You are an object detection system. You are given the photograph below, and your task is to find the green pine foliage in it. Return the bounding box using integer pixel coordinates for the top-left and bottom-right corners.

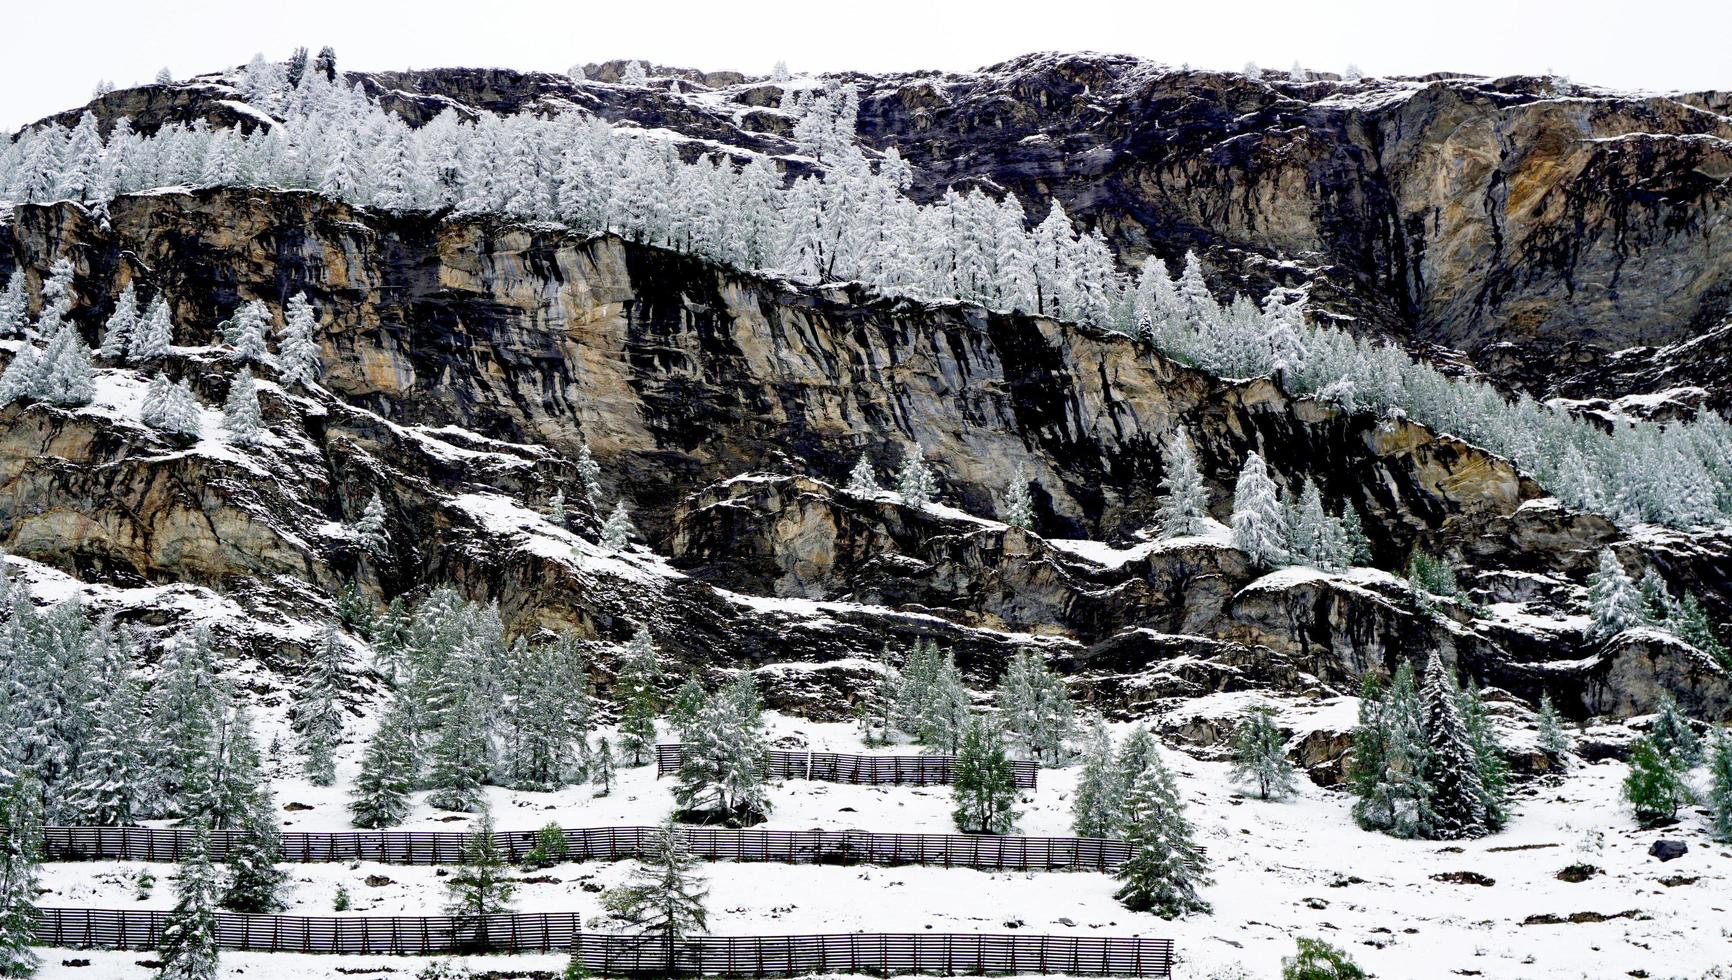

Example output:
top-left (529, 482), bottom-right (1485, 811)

top-left (950, 714), bottom-right (1019, 834)
top-left (445, 808), bottom-right (516, 923)
top-left (1281, 937), bottom-right (1368, 979)
top-left (602, 817), bottom-right (709, 946)
top-left (1648, 695), bottom-right (1703, 768)
top-left (523, 823), bottom-right (570, 870)
top-left (1347, 668), bottom-right (1431, 838)
top-left (1071, 720), bottom-right (1120, 838)
top-left (893, 640), bottom-right (970, 753)
top-left (1229, 703), bottom-right (1295, 800)
top-left (1418, 652), bottom-right (1489, 839)
top-left (1623, 735), bottom-right (1694, 825)
top-left (221, 802), bottom-right (287, 913)
top-left (1707, 732), bottom-right (1732, 843)
top-left (296, 628), bottom-right (350, 787)
top-left (591, 737), bottom-right (616, 796)
top-left (350, 696), bottom-right (416, 829)
top-left (995, 648), bottom-right (1075, 764)
top-left (156, 826), bottom-right (221, 980)
top-left (0, 776), bottom-right (42, 979)
top-left (673, 674), bottom-right (771, 825)
top-left (616, 627), bottom-right (663, 766)
top-left (1536, 694), bottom-right (1571, 762)
top-left (1456, 681), bottom-right (1511, 831)
top-left (1113, 753), bottom-right (1211, 918)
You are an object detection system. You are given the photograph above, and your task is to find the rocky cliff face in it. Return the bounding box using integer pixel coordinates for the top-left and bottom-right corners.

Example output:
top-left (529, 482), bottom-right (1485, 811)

top-left (2, 187), bottom-right (1726, 721)
top-left (34, 54), bottom-right (1732, 403)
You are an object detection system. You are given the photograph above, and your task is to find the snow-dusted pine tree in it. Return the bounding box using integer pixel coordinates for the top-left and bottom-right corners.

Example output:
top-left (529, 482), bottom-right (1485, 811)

top-left (1457, 680), bottom-right (1510, 830)
top-left (1114, 754), bottom-right (1211, 918)
top-left (278, 292), bottom-right (323, 387)
top-left (995, 648), bottom-right (1074, 763)
top-left (1002, 467), bottom-right (1036, 530)
top-left (129, 297), bottom-right (175, 362)
top-left (98, 283), bottom-right (140, 358)
top-left (673, 674), bottom-right (771, 825)
top-left (601, 501), bottom-right (636, 550)
top-left (445, 807), bottom-right (516, 925)
top-left (140, 374), bottom-right (203, 437)
top-left (156, 826), bottom-right (220, 980)
top-left (1649, 694), bottom-right (1702, 768)
top-left (591, 736), bottom-right (616, 796)
top-left (1155, 429), bottom-right (1209, 537)
top-left (295, 629), bottom-right (349, 786)
top-left (350, 696), bottom-right (416, 829)
top-left (548, 490), bottom-right (567, 528)
top-left (1348, 667), bottom-right (1431, 837)
top-left (1587, 548), bottom-right (1645, 640)
top-left (602, 816), bottom-right (709, 951)
top-left (1536, 694), bottom-right (1571, 762)
top-left (1230, 703), bottom-right (1295, 800)
top-left (1623, 735), bottom-right (1693, 825)
top-left (1418, 652), bottom-right (1488, 840)
top-left (574, 443), bottom-right (603, 505)
top-left (950, 714), bottom-right (1018, 835)
top-left (352, 493), bottom-right (389, 555)
top-left (221, 790), bottom-right (287, 914)
top-left (1071, 720), bottom-right (1120, 838)
top-left (221, 369), bottom-right (266, 446)
top-left (621, 61), bottom-right (649, 85)
top-left (895, 443), bottom-right (938, 506)
top-left (1707, 731), bottom-right (1732, 843)
top-left (1231, 452), bottom-right (1288, 567)
top-left (0, 271), bottom-right (26, 338)
top-left (845, 453), bottom-right (879, 495)
top-left (0, 776), bottom-right (42, 979)
top-left (226, 300), bottom-right (274, 366)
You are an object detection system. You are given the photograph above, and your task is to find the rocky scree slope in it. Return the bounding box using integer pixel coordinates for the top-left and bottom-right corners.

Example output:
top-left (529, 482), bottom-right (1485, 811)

top-left (1, 187), bottom-right (1727, 729)
top-left (38, 52), bottom-right (1732, 409)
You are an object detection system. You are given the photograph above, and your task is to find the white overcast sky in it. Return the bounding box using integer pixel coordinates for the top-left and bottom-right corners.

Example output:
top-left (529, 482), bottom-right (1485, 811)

top-left (5, 0), bottom-right (1729, 130)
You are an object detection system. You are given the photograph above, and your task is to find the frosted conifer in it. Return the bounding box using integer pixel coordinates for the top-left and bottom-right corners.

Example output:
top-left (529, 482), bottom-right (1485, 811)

top-left (296, 629), bottom-right (349, 786)
top-left (846, 453), bottom-right (879, 495)
top-left (1230, 703), bottom-right (1295, 800)
top-left (278, 292), bottom-right (322, 387)
top-left (1231, 452), bottom-right (1288, 567)
top-left (129, 297), bottom-right (175, 362)
top-left (98, 283), bottom-right (140, 358)
top-left (1706, 731), bottom-right (1732, 842)
top-left (226, 299), bottom-right (273, 366)
top-left (353, 493), bottom-right (389, 555)
top-left (601, 501), bottom-right (636, 550)
top-left (1114, 755), bottom-right (1211, 918)
top-left (895, 443), bottom-right (938, 506)
top-left (350, 696), bottom-right (415, 828)
top-left (1003, 467), bottom-right (1036, 530)
top-left (1536, 694), bottom-right (1571, 762)
top-left (1649, 694), bottom-right (1702, 768)
top-left (0, 777), bottom-right (42, 979)
top-left (1418, 652), bottom-right (1488, 839)
top-left (1155, 429), bottom-right (1209, 537)
top-left (602, 816), bottom-right (709, 946)
top-left (1587, 548), bottom-right (1645, 640)
top-left (575, 443), bottom-right (603, 504)
top-left (221, 369), bottom-right (265, 446)
top-left (156, 826), bottom-right (220, 980)
top-left (950, 714), bottom-right (1018, 834)
top-left (1071, 720), bottom-right (1120, 838)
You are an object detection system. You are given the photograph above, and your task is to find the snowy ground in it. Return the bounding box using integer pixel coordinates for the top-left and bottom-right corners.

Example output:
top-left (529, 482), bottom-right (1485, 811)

top-left (32, 707), bottom-right (1732, 979)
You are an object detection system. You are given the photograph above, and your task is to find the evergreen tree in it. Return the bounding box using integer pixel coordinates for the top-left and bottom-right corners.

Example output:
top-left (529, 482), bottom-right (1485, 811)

top-left (1675, 593), bottom-right (1730, 668)
top-left (602, 817), bottom-right (708, 955)
top-left (591, 736), bottom-right (616, 796)
top-left (128, 297), bottom-right (175, 362)
top-left (1587, 548), bottom-right (1645, 640)
top-left (1348, 668), bottom-right (1431, 837)
top-left (371, 598), bottom-right (412, 682)
top-left (548, 489), bottom-right (567, 528)
top-left (616, 627), bottom-right (662, 765)
top-left (350, 695), bottom-right (416, 829)
top-left (1418, 652), bottom-right (1488, 839)
top-left (296, 628), bottom-right (349, 786)
top-left (893, 641), bottom-right (970, 753)
top-left (220, 368), bottom-right (266, 446)
top-left (1113, 755), bottom-right (1211, 918)
top-left (221, 793), bottom-right (287, 913)
top-left (845, 453), bottom-right (879, 495)
top-left (1155, 429), bottom-right (1209, 537)
top-left (156, 826), bottom-right (220, 980)
top-left (950, 714), bottom-right (1019, 834)
top-left (601, 501), bottom-right (636, 550)
top-left (1706, 731), bottom-right (1732, 843)
top-left (1231, 452), bottom-right (1288, 567)
top-left (1281, 937), bottom-right (1367, 980)
top-left (575, 443), bottom-right (603, 505)
top-left (668, 673), bottom-right (707, 742)
top-left (0, 777), bottom-right (41, 979)
top-left (140, 374), bottom-right (203, 437)
top-left (61, 634), bottom-right (147, 825)
top-left (1002, 467), bottom-right (1036, 531)
top-left (226, 299), bottom-right (274, 366)
top-left (1230, 703), bottom-right (1295, 800)
top-left (98, 283), bottom-right (141, 359)
top-left (673, 675), bottom-right (771, 825)
top-left (1340, 504), bottom-right (1371, 565)
top-left (1536, 694), bottom-right (1571, 762)
top-left (995, 649), bottom-right (1074, 763)
top-left (1623, 735), bottom-right (1693, 825)
top-left (352, 493), bottom-right (390, 556)
top-left (1457, 680), bottom-right (1511, 830)
top-left (445, 807), bottom-right (516, 930)
top-left (0, 271), bottom-right (26, 338)
top-left (1648, 694), bottom-right (1702, 768)
top-left (895, 443), bottom-right (938, 506)
top-left (1071, 720), bottom-right (1120, 838)
top-left (278, 292), bottom-right (323, 387)
top-left (621, 61), bottom-right (649, 85)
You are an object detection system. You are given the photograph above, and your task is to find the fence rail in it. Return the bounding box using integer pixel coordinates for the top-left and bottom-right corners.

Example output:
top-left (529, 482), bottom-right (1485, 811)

top-left (32, 907), bottom-right (579, 954)
top-left (43, 825), bottom-right (1129, 872)
top-left (657, 744), bottom-right (1040, 789)
top-left (576, 932), bottom-right (1175, 978)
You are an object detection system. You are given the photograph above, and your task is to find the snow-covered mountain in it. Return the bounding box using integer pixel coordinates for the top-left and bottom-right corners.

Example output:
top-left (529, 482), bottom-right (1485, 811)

top-left (1, 48), bottom-right (1729, 980)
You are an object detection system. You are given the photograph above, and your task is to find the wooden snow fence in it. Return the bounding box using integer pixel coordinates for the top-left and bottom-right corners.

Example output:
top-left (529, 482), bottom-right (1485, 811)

top-left (656, 744), bottom-right (1040, 788)
top-left (574, 932), bottom-right (1176, 977)
top-left (42, 825), bottom-right (1132, 872)
top-left (32, 907), bottom-right (581, 954)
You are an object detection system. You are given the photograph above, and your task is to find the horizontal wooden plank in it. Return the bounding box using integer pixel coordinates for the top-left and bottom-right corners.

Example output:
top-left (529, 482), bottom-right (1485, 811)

top-left (575, 932), bottom-right (1173, 978)
top-left (32, 908), bottom-right (580, 954)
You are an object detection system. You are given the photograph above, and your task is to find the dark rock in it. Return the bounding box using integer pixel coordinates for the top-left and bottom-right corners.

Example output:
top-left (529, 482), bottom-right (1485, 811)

top-left (1430, 871), bottom-right (1496, 886)
top-left (1648, 840), bottom-right (1688, 862)
top-left (1555, 863), bottom-right (1599, 883)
